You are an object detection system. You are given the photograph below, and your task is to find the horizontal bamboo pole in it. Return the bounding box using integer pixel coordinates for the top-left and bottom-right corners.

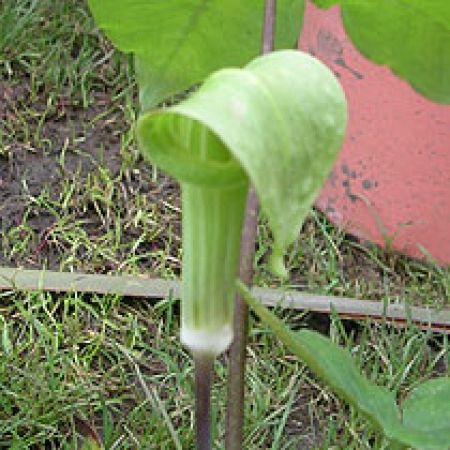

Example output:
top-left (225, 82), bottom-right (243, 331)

top-left (1, 267), bottom-right (450, 332)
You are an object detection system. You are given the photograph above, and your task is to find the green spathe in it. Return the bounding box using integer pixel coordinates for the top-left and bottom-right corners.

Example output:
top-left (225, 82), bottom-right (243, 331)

top-left (138, 50), bottom-right (347, 355)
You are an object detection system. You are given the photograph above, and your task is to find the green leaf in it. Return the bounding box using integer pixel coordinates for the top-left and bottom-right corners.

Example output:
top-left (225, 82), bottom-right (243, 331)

top-left (88, 0), bottom-right (304, 109)
top-left (311, 0), bottom-right (450, 103)
top-left (237, 280), bottom-right (401, 434)
top-left (137, 50), bottom-right (347, 276)
top-left (402, 378), bottom-right (450, 440)
top-left (240, 281), bottom-right (450, 449)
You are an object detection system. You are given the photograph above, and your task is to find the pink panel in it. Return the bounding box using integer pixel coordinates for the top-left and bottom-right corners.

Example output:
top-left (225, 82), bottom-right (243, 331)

top-left (299, 2), bottom-right (450, 264)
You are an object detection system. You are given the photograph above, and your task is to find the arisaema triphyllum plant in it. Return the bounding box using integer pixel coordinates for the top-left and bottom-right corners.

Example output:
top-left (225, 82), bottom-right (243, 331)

top-left (137, 50), bottom-right (347, 448)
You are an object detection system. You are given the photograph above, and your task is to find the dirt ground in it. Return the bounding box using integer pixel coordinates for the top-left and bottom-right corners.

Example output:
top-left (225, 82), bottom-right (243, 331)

top-left (1, 81), bottom-right (118, 229)
top-left (0, 77), bottom-right (183, 274)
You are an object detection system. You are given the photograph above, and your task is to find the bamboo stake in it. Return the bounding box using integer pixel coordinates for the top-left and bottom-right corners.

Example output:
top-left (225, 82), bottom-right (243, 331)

top-left (1, 267), bottom-right (450, 332)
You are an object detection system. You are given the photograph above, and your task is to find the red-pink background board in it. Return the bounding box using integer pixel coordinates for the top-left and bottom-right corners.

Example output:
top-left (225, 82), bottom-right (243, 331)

top-left (299, 2), bottom-right (450, 264)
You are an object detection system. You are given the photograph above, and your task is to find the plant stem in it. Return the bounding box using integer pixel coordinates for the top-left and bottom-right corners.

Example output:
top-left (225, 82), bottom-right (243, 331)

top-left (226, 3), bottom-right (275, 448)
top-left (262, 0), bottom-right (277, 56)
top-left (194, 355), bottom-right (214, 450)
top-left (224, 186), bottom-right (260, 449)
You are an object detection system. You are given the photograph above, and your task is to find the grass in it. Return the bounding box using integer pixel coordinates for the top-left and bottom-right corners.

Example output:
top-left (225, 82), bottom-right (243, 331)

top-left (0, 288), bottom-right (448, 448)
top-left (1, 0), bottom-right (450, 448)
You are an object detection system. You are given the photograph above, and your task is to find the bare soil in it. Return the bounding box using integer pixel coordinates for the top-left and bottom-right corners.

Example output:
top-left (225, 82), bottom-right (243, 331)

top-left (0, 78), bottom-right (181, 273)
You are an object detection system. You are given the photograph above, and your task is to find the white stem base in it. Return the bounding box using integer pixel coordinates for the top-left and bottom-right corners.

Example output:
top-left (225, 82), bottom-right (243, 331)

top-left (181, 325), bottom-right (234, 357)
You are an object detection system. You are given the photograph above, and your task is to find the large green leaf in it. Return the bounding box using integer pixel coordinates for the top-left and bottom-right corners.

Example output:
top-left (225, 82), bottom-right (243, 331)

top-left (137, 50), bottom-right (347, 276)
top-left (311, 0), bottom-right (450, 104)
top-left (240, 280), bottom-right (450, 449)
top-left (88, 0), bottom-right (304, 109)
